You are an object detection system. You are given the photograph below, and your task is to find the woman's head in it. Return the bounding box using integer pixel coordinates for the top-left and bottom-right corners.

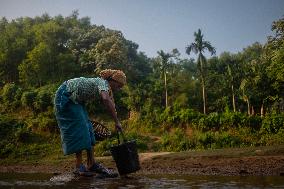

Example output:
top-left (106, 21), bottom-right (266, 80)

top-left (99, 69), bottom-right (126, 90)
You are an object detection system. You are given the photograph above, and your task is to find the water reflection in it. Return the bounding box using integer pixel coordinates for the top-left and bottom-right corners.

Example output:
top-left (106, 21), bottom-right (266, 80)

top-left (0, 172), bottom-right (283, 189)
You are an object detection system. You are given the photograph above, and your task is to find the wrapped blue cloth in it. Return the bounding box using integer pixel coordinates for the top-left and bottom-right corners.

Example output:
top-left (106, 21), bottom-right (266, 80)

top-left (54, 82), bottom-right (95, 155)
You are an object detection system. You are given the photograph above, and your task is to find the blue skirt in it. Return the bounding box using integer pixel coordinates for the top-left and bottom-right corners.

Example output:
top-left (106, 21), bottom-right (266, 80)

top-left (54, 82), bottom-right (95, 155)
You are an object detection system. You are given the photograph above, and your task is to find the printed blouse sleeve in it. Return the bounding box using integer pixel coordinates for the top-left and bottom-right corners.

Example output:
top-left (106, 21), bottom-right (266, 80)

top-left (97, 78), bottom-right (109, 92)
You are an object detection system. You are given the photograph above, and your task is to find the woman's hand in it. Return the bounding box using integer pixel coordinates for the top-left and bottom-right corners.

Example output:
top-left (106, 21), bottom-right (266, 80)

top-left (101, 91), bottom-right (122, 132)
top-left (115, 122), bottom-right (123, 132)
top-left (101, 91), bottom-right (122, 127)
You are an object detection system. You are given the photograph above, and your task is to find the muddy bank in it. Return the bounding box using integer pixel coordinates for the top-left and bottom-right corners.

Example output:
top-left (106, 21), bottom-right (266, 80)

top-left (1, 148), bottom-right (284, 176)
top-left (139, 154), bottom-right (284, 176)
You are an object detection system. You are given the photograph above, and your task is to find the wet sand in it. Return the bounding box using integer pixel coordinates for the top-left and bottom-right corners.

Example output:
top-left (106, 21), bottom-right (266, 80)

top-left (1, 147), bottom-right (284, 176)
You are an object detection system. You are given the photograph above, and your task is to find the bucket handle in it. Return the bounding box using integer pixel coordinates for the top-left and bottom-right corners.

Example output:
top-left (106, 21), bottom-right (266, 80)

top-left (116, 131), bottom-right (127, 145)
top-left (116, 131), bottom-right (136, 154)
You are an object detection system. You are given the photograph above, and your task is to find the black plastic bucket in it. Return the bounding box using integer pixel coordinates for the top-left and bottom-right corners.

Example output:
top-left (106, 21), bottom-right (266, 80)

top-left (110, 133), bottom-right (140, 175)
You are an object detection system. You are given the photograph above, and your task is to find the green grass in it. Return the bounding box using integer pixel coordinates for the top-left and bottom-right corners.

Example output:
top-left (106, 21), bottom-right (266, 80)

top-left (152, 145), bottom-right (284, 161)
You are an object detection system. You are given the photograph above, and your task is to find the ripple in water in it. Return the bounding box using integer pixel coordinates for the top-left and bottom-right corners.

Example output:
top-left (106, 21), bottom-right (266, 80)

top-left (0, 173), bottom-right (284, 189)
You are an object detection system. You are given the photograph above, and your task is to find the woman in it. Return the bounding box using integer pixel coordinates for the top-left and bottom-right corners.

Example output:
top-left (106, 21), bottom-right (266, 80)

top-left (54, 69), bottom-right (126, 177)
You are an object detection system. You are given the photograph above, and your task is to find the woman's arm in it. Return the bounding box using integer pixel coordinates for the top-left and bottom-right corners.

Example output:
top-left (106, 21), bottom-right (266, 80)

top-left (100, 91), bottom-right (122, 131)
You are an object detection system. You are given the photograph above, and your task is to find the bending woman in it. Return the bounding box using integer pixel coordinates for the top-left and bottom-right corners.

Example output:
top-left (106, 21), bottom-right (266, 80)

top-left (54, 69), bottom-right (126, 177)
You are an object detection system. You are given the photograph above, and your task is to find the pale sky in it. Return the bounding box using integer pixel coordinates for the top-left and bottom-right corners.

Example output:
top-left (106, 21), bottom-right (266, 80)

top-left (0, 0), bottom-right (283, 58)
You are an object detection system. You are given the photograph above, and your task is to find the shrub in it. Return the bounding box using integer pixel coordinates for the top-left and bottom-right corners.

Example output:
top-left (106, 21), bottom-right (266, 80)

top-left (21, 91), bottom-right (37, 109)
top-left (1, 83), bottom-right (22, 110)
top-left (261, 113), bottom-right (284, 134)
top-left (15, 127), bottom-right (32, 143)
top-left (158, 107), bottom-right (202, 126)
top-left (25, 109), bottom-right (58, 133)
top-left (1, 83), bottom-right (18, 104)
top-left (220, 111), bottom-right (243, 128)
top-left (0, 115), bottom-right (25, 138)
top-left (0, 143), bottom-right (15, 158)
top-left (246, 116), bottom-right (262, 131)
top-left (214, 132), bottom-right (241, 148)
top-left (124, 132), bottom-right (149, 152)
top-left (197, 131), bottom-right (215, 148)
top-left (0, 115), bottom-right (29, 158)
top-left (198, 112), bottom-right (220, 131)
top-left (177, 108), bottom-right (201, 123)
top-left (259, 128), bottom-right (284, 146)
top-left (160, 128), bottom-right (194, 151)
top-left (94, 139), bottom-right (115, 156)
top-left (34, 90), bottom-right (52, 111)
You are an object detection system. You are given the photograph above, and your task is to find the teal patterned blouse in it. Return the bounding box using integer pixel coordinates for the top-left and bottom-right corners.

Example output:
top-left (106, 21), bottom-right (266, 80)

top-left (66, 77), bottom-right (109, 104)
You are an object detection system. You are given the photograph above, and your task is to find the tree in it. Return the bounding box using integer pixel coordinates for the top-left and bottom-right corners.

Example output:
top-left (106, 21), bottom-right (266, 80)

top-left (157, 50), bottom-right (173, 108)
top-left (186, 29), bottom-right (216, 114)
top-left (88, 32), bottom-right (128, 74)
top-left (239, 42), bottom-right (273, 116)
top-left (265, 16), bottom-right (284, 103)
top-left (216, 52), bottom-right (243, 113)
top-left (178, 58), bottom-right (200, 110)
top-left (18, 42), bottom-right (51, 87)
top-left (0, 19), bottom-right (30, 83)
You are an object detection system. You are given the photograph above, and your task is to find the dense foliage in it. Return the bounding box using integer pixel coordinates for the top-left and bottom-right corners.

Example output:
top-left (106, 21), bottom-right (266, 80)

top-left (0, 12), bottom-right (283, 158)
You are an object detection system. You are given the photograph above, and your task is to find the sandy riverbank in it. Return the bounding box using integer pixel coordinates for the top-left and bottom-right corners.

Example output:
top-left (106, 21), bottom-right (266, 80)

top-left (1, 146), bottom-right (284, 176)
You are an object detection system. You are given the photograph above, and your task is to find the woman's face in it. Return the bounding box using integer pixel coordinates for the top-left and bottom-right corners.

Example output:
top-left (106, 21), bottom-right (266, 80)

top-left (108, 80), bottom-right (123, 91)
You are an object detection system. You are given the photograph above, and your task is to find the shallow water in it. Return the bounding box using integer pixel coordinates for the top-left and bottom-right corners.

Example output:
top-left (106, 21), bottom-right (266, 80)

top-left (0, 172), bottom-right (284, 189)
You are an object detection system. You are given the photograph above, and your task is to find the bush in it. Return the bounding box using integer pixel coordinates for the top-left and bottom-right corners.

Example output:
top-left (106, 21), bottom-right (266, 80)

top-left (219, 111), bottom-right (243, 128)
top-left (1, 83), bottom-right (22, 110)
top-left (0, 143), bottom-right (15, 158)
top-left (214, 132), bottom-right (241, 148)
top-left (0, 115), bottom-right (30, 158)
top-left (177, 108), bottom-right (201, 123)
top-left (21, 91), bottom-right (37, 109)
top-left (34, 90), bottom-right (52, 111)
top-left (1, 83), bottom-right (18, 103)
top-left (25, 108), bottom-right (58, 133)
top-left (94, 139), bottom-right (115, 156)
top-left (195, 112), bottom-right (262, 132)
top-left (15, 126), bottom-right (32, 143)
top-left (0, 115), bottom-right (25, 139)
top-left (161, 128), bottom-right (195, 151)
top-left (261, 113), bottom-right (284, 134)
top-left (245, 116), bottom-right (262, 130)
top-left (259, 127), bottom-right (284, 146)
top-left (198, 112), bottom-right (220, 131)
top-left (197, 131), bottom-right (215, 148)
top-left (158, 107), bottom-right (202, 126)
top-left (124, 132), bottom-right (149, 151)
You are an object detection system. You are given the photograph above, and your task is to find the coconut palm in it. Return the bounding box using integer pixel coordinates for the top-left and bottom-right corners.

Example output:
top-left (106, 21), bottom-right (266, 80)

top-left (186, 29), bottom-right (216, 114)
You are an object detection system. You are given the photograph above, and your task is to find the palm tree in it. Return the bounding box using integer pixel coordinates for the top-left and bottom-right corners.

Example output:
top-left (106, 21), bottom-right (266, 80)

top-left (186, 29), bottom-right (216, 114)
top-left (157, 50), bottom-right (173, 108)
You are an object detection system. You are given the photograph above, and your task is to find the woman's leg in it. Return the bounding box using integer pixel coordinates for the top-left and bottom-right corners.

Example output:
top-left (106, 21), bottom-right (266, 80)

top-left (75, 151), bottom-right (94, 176)
top-left (75, 151), bottom-right (83, 168)
top-left (86, 147), bottom-right (118, 177)
top-left (87, 147), bottom-right (95, 168)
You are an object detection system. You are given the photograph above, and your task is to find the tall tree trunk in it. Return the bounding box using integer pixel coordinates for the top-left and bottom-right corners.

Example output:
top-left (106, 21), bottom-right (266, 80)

top-left (261, 102), bottom-right (264, 117)
top-left (201, 75), bottom-right (206, 114)
top-left (232, 84), bottom-right (236, 112)
top-left (247, 100), bottom-right (250, 116)
top-left (164, 71), bottom-right (168, 108)
top-left (251, 106), bottom-right (255, 116)
top-left (199, 57), bottom-right (206, 114)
